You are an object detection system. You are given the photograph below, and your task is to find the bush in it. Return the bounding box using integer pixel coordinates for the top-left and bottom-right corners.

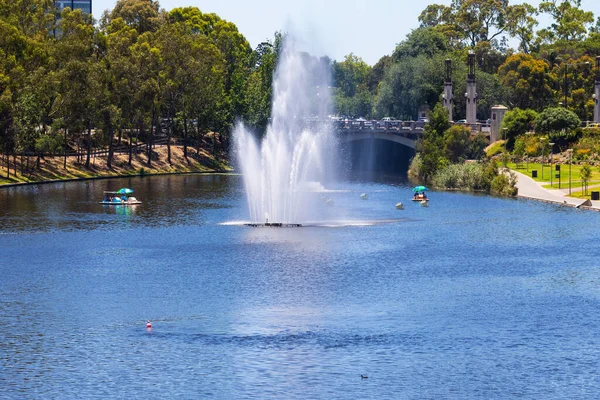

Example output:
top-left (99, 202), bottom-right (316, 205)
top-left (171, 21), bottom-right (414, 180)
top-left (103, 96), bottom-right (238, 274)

top-left (432, 162), bottom-right (490, 191)
top-left (490, 170), bottom-right (518, 196)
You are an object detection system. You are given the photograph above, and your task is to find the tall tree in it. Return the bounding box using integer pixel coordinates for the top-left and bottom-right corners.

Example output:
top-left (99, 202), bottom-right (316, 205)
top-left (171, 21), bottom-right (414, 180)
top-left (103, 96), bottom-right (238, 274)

top-left (537, 0), bottom-right (594, 43)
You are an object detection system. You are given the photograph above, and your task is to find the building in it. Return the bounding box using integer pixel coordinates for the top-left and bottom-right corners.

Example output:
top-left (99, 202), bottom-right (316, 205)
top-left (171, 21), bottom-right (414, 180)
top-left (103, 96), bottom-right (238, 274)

top-left (55, 0), bottom-right (92, 14)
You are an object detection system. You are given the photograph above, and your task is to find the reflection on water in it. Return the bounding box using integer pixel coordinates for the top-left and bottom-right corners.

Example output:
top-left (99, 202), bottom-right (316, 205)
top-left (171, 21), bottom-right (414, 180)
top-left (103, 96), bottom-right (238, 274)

top-left (2, 174), bottom-right (600, 398)
top-left (102, 204), bottom-right (138, 216)
top-left (0, 174), bottom-right (238, 232)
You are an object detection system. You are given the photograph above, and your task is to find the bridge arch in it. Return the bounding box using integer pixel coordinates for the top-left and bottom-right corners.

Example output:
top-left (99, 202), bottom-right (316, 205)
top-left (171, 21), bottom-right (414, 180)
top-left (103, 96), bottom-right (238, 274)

top-left (337, 131), bottom-right (417, 149)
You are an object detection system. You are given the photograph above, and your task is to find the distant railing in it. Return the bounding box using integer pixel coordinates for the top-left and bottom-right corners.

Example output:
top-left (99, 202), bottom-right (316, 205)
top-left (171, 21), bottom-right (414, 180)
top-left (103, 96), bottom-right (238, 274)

top-left (333, 119), bottom-right (491, 136)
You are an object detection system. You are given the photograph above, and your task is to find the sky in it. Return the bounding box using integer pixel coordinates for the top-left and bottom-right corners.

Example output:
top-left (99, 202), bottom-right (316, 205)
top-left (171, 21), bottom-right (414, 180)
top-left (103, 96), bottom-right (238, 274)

top-left (92, 0), bottom-right (600, 65)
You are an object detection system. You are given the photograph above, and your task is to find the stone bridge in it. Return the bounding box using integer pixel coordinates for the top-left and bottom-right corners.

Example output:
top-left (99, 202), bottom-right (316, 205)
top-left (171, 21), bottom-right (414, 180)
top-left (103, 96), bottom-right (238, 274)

top-left (333, 119), bottom-right (491, 150)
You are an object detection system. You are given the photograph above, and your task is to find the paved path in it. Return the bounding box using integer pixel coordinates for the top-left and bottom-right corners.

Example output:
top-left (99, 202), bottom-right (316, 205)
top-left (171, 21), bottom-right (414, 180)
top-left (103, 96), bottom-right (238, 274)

top-left (513, 170), bottom-right (600, 210)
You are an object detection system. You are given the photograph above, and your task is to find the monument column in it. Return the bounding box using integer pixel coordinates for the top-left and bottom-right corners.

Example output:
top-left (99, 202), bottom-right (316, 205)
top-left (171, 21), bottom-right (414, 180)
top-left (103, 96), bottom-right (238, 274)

top-left (594, 56), bottom-right (600, 123)
top-left (443, 59), bottom-right (453, 122)
top-left (466, 52), bottom-right (477, 124)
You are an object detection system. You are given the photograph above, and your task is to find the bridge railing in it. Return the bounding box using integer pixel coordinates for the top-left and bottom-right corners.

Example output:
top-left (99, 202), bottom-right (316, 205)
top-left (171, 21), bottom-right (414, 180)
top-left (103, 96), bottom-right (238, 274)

top-left (335, 119), bottom-right (490, 134)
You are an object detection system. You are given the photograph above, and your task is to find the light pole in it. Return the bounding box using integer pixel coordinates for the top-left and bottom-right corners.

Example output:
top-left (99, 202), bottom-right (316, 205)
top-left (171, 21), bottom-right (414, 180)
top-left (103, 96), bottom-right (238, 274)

top-left (567, 149), bottom-right (573, 195)
top-left (541, 139), bottom-right (545, 180)
top-left (549, 142), bottom-right (555, 187)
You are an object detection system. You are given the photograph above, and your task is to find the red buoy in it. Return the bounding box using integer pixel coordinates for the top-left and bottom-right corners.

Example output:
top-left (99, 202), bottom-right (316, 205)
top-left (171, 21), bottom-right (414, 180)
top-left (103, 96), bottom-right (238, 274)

top-left (146, 320), bottom-right (152, 328)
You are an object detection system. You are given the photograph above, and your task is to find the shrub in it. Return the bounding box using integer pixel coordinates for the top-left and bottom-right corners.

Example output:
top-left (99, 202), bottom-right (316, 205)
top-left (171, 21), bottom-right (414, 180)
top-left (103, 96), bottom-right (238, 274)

top-left (490, 170), bottom-right (518, 196)
top-left (432, 162), bottom-right (489, 191)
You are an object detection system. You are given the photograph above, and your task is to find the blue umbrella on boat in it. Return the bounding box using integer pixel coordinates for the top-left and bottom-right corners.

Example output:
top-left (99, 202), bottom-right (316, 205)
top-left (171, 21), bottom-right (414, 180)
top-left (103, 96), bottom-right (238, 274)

top-left (412, 185), bottom-right (428, 192)
top-left (117, 188), bottom-right (134, 195)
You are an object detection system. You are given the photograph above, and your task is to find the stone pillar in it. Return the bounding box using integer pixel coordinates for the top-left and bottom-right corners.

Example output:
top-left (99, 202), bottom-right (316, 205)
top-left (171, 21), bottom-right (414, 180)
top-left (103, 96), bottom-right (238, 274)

top-left (466, 52), bottom-right (477, 124)
top-left (595, 56), bottom-right (600, 122)
top-left (490, 105), bottom-right (508, 143)
top-left (443, 59), bottom-right (453, 122)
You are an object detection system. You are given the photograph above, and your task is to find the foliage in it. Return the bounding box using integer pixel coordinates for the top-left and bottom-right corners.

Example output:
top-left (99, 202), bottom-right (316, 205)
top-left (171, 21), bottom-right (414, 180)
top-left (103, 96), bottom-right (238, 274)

top-left (500, 107), bottom-right (538, 149)
top-left (490, 169), bottom-right (518, 196)
top-left (534, 107), bottom-right (581, 134)
top-left (468, 134), bottom-right (488, 159)
top-left (537, 0), bottom-right (594, 43)
top-left (443, 125), bottom-right (471, 162)
top-left (431, 159), bottom-right (516, 196)
top-left (333, 54), bottom-right (372, 118)
top-left (414, 103), bottom-right (450, 181)
top-left (580, 162), bottom-right (592, 194)
top-left (432, 162), bottom-right (489, 190)
top-left (497, 54), bottom-right (555, 111)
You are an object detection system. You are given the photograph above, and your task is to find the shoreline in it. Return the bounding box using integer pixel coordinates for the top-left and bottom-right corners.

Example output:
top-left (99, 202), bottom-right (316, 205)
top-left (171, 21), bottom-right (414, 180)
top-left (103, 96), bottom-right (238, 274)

top-left (0, 144), bottom-right (234, 189)
top-left (0, 169), bottom-right (238, 189)
top-left (512, 170), bottom-right (600, 211)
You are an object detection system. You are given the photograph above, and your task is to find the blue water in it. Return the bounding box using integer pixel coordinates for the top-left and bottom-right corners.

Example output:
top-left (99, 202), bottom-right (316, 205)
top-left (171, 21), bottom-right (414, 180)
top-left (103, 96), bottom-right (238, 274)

top-left (1, 174), bottom-right (600, 399)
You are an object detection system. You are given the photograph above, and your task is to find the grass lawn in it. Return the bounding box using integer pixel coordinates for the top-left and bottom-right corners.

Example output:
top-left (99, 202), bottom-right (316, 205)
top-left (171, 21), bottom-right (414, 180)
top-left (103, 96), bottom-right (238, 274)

top-left (508, 161), bottom-right (600, 198)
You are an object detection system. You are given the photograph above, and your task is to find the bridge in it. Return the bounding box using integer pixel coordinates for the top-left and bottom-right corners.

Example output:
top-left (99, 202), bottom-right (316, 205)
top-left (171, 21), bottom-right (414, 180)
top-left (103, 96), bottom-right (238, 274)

top-left (333, 119), bottom-right (491, 149)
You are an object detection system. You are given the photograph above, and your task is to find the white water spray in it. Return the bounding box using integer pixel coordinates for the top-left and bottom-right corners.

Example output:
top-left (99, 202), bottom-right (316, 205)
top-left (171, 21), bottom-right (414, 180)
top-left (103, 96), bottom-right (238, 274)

top-left (235, 39), bottom-right (335, 223)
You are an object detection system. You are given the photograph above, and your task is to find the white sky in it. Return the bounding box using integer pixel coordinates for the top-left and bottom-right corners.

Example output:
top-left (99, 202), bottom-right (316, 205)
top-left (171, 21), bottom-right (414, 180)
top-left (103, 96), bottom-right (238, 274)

top-left (92, 0), bottom-right (600, 65)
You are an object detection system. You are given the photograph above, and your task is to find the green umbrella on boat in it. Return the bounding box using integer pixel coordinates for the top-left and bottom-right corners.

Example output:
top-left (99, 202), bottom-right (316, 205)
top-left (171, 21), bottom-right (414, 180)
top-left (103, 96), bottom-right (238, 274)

top-left (117, 188), bottom-right (134, 195)
top-left (412, 185), bottom-right (428, 192)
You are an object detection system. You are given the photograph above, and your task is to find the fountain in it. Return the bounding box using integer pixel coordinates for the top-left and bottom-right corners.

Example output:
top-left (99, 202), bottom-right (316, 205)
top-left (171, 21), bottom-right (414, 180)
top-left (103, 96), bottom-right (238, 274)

top-left (234, 38), bottom-right (335, 226)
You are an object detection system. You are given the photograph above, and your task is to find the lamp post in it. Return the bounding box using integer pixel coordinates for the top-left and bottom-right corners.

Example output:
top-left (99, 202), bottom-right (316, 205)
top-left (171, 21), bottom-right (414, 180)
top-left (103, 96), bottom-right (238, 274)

top-left (541, 139), bottom-right (545, 180)
top-left (567, 148), bottom-right (573, 195)
top-left (549, 142), bottom-right (555, 187)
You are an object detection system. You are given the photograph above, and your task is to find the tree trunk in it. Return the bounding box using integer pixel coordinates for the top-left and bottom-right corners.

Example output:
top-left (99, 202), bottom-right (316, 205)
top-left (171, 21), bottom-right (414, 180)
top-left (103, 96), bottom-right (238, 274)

top-left (128, 129), bottom-right (133, 166)
top-left (183, 114), bottom-right (188, 159)
top-left (107, 125), bottom-right (114, 169)
top-left (63, 129), bottom-right (68, 169)
top-left (148, 109), bottom-right (155, 167)
top-left (167, 112), bottom-right (172, 165)
top-left (85, 124), bottom-right (92, 169)
top-left (196, 115), bottom-right (201, 156)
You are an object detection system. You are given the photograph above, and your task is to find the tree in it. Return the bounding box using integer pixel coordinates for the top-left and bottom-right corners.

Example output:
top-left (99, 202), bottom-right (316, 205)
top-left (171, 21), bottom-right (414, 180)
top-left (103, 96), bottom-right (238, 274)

top-left (505, 3), bottom-right (539, 53)
top-left (109, 0), bottom-right (160, 34)
top-left (444, 124), bottom-right (471, 162)
top-left (374, 54), bottom-right (446, 120)
top-left (500, 108), bottom-right (538, 149)
top-left (534, 107), bottom-right (580, 134)
top-left (537, 0), bottom-right (594, 43)
top-left (53, 8), bottom-right (98, 168)
top-left (497, 53), bottom-right (556, 111)
top-left (580, 162), bottom-right (591, 194)
top-left (418, 0), bottom-right (531, 50)
top-left (415, 103), bottom-right (450, 181)
top-left (332, 53), bottom-right (372, 117)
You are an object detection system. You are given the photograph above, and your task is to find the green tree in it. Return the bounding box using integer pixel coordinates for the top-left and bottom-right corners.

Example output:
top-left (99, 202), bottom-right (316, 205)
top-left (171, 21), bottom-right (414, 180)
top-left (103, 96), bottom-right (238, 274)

top-left (444, 124), bottom-right (471, 162)
top-left (537, 0), bottom-right (594, 43)
top-left (415, 103), bottom-right (450, 181)
top-left (534, 107), bottom-right (580, 134)
top-left (500, 108), bottom-right (538, 149)
top-left (109, 0), bottom-right (160, 34)
top-left (580, 162), bottom-right (591, 194)
top-left (505, 4), bottom-right (539, 53)
top-left (497, 53), bottom-right (557, 111)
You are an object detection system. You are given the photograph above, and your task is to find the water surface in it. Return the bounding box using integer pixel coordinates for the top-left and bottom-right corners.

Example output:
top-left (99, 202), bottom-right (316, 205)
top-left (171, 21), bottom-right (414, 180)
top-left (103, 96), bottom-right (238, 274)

top-left (1, 174), bottom-right (600, 399)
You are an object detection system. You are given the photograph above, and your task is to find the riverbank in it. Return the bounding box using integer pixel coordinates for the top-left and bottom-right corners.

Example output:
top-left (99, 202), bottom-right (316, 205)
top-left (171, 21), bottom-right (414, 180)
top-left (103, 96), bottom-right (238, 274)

top-left (0, 145), bottom-right (231, 187)
top-left (513, 169), bottom-right (600, 211)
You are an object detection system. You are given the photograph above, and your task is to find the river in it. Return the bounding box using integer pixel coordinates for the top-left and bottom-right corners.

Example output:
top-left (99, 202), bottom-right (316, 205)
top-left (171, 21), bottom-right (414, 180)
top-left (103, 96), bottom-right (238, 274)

top-left (1, 174), bottom-right (600, 399)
